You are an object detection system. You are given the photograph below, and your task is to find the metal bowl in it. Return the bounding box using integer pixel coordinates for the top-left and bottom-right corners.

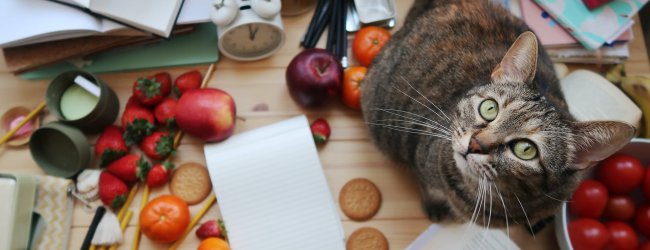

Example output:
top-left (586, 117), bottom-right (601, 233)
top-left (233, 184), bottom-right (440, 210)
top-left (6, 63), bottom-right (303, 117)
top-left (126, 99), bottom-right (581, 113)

top-left (555, 138), bottom-right (650, 250)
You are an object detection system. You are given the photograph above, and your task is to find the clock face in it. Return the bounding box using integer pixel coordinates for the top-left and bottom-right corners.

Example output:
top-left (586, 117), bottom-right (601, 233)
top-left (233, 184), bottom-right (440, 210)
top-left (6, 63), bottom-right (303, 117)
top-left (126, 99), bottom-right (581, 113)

top-left (221, 23), bottom-right (284, 59)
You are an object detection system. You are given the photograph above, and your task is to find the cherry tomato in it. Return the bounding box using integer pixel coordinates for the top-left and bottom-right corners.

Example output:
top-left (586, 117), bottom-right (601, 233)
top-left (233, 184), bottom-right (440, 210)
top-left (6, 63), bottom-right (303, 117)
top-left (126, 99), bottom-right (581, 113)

top-left (342, 66), bottom-right (367, 110)
top-left (642, 166), bottom-right (650, 200)
top-left (635, 205), bottom-right (650, 238)
top-left (605, 221), bottom-right (639, 250)
top-left (603, 195), bottom-right (636, 221)
top-left (568, 218), bottom-right (611, 250)
top-left (597, 154), bottom-right (644, 194)
top-left (640, 241), bottom-right (650, 250)
top-left (569, 180), bottom-right (609, 218)
top-left (352, 26), bottom-right (391, 67)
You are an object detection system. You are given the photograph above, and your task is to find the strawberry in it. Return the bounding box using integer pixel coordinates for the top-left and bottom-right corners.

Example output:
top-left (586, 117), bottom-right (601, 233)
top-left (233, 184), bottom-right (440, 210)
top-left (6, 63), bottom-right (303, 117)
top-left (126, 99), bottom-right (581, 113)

top-left (195, 219), bottom-right (227, 240)
top-left (126, 95), bottom-right (144, 109)
top-left (310, 118), bottom-right (331, 144)
top-left (99, 171), bottom-right (129, 209)
top-left (146, 162), bottom-right (174, 188)
top-left (122, 105), bottom-right (155, 146)
top-left (105, 154), bottom-right (151, 183)
top-left (174, 70), bottom-right (202, 96)
top-left (154, 97), bottom-right (177, 128)
top-left (95, 125), bottom-right (129, 167)
top-left (139, 131), bottom-right (175, 161)
top-left (133, 72), bottom-right (172, 106)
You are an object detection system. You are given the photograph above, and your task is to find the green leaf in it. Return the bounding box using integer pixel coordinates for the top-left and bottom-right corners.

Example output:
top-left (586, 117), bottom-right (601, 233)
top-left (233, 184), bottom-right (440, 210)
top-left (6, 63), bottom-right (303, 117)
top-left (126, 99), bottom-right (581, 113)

top-left (111, 194), bottom-right (127, 209)
top-left (218, 219), bottom-right (228, 240)
top-left (99, 149), bottom-right (127, 167)
top-left (135, 156), bottom-right (152, 182)
top-left (137, 77), bottom-right (162, 99)
top-left (123, 119), bottom-right (154, 146)
top-left (155, 134), bottom-right (175, 158)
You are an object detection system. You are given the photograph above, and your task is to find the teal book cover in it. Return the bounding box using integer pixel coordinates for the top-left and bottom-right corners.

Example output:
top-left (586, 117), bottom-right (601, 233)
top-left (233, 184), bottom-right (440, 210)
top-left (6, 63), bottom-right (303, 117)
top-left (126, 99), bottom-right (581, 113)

top-left (22, 22), bottom-right (219, 80)
top-left (534, 0), bottom-right (647, 50)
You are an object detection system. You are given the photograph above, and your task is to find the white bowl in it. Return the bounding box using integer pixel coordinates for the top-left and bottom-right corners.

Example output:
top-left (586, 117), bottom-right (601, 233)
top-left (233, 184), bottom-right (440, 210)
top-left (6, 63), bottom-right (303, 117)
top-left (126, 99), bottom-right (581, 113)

top-left (555, 138), bottom-right (650, 250)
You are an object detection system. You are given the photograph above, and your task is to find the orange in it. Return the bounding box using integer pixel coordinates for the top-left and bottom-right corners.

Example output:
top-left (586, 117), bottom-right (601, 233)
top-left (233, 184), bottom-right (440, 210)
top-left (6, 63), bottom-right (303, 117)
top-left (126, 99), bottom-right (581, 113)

top-left (198, 237), bottom-right (230, 250)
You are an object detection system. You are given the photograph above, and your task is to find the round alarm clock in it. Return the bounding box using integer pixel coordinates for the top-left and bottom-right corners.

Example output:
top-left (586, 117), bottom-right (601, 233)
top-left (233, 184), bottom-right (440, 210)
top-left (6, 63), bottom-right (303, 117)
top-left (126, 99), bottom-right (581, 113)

top-left (211, 0), bottom-right (286, 61)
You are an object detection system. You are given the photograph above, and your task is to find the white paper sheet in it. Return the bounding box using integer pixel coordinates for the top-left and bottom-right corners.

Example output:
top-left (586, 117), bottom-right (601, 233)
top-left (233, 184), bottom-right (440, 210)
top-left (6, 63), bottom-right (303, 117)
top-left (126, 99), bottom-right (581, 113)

top-left (204, 116), bottom-right (346, 250)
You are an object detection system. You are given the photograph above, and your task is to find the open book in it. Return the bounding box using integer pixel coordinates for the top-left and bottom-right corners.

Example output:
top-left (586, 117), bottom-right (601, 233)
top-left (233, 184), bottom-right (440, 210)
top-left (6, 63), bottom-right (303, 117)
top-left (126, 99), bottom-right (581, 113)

top-left (49, 0), bottom-right (184, 38)
top-left (0, 0), bottom-right (204, 48)
top-left (204, 116), bottom-right (346, 250)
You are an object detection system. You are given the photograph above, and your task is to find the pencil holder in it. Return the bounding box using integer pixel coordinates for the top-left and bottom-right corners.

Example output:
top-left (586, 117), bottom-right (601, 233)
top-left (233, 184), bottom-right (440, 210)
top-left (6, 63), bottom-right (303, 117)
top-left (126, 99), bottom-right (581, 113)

top-left (46, 70), bottom-right (119, 134)
top-left (29, 122), bottom-right (90, 178)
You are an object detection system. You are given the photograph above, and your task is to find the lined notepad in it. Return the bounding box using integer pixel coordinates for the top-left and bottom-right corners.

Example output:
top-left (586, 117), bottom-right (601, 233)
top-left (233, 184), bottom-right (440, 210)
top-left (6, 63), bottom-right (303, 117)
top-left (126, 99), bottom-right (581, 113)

top-left (203, 116), bottom-right (345, 250)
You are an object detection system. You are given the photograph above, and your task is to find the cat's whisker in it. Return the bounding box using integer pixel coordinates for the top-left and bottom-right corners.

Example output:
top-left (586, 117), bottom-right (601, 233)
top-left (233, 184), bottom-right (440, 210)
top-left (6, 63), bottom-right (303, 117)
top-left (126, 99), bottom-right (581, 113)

top-left (480, 176), bottom-right (493, 248)
top-left (514, 194), bottom-right (535, 239)
top-left (390, 85), bottom-right (451, 126)
top-left (372, 118), bottom-right (450, 135)
top-left (464, 176), bottom-right (485, 239)
top-left (493, 183), bottom-right (510, 239)
top-left (398, 75), bottom-right (452, 122)
top-left (366, 122), bottom-right (452, 141)
top-left (543, 193), bottom-right (567, 203)
top-left (371, 108), bottom-right (452, 133)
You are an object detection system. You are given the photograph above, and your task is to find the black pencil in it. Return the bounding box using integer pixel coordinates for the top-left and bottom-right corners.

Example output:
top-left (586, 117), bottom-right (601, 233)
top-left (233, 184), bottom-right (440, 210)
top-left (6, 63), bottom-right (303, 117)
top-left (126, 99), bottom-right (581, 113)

top-left (339, 0), bottom-right (348, 67)
top-left (326, 0), bottom-right (339, 54)
top-left (305, 0), bottom-right (332, 48)
top-left (301, 0), bottom-right (326, 47)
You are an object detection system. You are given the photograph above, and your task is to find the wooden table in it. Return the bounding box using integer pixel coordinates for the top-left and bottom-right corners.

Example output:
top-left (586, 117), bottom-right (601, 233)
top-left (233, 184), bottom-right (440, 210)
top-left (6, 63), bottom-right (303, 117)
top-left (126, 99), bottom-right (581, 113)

top-left (1, 1), bottom-right (649, 249)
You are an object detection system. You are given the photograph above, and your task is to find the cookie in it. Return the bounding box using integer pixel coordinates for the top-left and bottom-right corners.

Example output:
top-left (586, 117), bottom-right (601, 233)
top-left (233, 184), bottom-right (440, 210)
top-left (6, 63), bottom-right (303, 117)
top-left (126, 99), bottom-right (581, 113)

top-left (170, 162), bottom-right (212, 205)
top-left (339, 178), bottom-right (382, 221)
top-left (346, 227), bottom-right (388, 250)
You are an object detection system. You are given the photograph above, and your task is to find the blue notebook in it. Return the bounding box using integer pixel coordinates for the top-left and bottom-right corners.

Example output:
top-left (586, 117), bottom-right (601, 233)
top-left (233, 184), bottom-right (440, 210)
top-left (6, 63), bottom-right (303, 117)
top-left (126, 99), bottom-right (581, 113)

top-left (534, 0), bottom-right (647, 50)
top-left (21, 22), bottom-right (219, 80)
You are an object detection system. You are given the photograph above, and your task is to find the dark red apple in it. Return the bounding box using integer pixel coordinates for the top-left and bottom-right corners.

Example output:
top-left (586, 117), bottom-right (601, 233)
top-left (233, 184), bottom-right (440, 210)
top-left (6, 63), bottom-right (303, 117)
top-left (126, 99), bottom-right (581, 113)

top-left (286, 48), bottom-right (342, 107)
top-left (175, 88), bottom-right (236, 142)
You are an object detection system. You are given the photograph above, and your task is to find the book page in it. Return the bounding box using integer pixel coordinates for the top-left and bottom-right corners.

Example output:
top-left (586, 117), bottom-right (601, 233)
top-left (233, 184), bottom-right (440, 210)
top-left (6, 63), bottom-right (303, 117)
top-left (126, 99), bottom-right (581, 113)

top-left (89, 0), bottom-right (183, 37)
top-left (177, 0), bottom-right (211, 24)
top-left (203, 116), bottom-right (346, 250)
top-left (0, 0), bottom-right (102, 47)
top-left (408, 223), bottom-right (520, 250)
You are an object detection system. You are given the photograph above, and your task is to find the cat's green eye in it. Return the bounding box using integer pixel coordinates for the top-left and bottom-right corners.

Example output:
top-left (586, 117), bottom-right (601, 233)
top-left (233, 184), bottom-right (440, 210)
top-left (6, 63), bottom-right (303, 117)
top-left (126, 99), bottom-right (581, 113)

top-left (479, 99), bottom-right (499, 121)
top-left (512, 140), bottom-right (538, 160)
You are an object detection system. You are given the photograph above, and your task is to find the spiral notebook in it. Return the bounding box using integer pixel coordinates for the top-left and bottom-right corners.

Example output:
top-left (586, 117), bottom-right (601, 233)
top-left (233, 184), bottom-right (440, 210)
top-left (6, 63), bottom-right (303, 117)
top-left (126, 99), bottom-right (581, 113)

top-left (203, 116), bottom-right (346, 250)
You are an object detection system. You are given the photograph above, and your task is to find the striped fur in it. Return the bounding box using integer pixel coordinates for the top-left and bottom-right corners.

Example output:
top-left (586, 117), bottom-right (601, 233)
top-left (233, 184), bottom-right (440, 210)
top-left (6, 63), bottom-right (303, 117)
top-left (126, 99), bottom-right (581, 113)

top-left (361, 0), bottom-right (635, 228)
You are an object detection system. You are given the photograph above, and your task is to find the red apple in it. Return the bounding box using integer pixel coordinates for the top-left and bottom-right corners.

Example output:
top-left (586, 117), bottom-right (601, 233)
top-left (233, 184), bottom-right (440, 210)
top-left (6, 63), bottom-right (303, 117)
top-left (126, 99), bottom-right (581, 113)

top-left (286, 48), bottom-right (342, 107)
top-left (176, 88), bottom-right (236, 142)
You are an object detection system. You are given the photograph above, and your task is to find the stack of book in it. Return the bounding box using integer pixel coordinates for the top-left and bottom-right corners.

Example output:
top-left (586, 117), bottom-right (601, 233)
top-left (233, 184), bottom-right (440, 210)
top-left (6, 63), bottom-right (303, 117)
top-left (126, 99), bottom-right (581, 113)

top-left (515, 0), bottom-right (648, 64)
top-left (0, 0), bottom-right (213, 74)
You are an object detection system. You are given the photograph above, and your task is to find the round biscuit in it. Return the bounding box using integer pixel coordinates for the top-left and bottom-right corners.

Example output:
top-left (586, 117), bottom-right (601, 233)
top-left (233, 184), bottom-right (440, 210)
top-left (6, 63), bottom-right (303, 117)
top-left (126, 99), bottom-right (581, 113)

top-left (339, 178), bottom-right (382, 221)
top-left (346, 227), bottom-right (388, 250)
top-left (170, 162), bottom-right (212, 205)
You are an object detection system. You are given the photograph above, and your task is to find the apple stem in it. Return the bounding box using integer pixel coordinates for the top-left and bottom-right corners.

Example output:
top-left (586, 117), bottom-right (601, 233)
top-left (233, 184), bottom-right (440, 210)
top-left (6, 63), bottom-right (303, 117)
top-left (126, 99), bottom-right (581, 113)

top-left (317, 62), bottom-right (331, 76)
top-left (236, 116), bottom-right (247, 122)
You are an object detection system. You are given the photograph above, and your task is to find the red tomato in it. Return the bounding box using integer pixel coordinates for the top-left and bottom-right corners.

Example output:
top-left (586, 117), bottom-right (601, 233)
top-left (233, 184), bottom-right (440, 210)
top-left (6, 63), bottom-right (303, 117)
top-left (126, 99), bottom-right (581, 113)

top-left (635, 205), bottom-right (650, 238)
top-left (352, 26), bottom-right (391, 67)
top-left (597, 154), bottom-right (644, 194)
top-left (342, 66), bottom-right (367, 110)
top-left (569, 218), bottom-right (611, 250)
top-left (603, 195), bottom-right (636, 221)
top-left (569, 180), bottom-right (609, 218)
top-left (605, 221), bottom-right (639, 250)
top-left (643, 166), bottom-right (650, 200)
top-left (640, 241), bottom-right (650, 250)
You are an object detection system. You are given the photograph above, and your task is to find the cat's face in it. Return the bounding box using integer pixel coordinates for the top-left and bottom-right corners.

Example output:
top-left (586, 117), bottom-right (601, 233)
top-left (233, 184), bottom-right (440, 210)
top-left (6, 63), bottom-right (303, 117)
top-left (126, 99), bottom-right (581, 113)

top-left (440, 32), bottom-right (635, 227)
top-left (450, 82), bottom-right (571, 182)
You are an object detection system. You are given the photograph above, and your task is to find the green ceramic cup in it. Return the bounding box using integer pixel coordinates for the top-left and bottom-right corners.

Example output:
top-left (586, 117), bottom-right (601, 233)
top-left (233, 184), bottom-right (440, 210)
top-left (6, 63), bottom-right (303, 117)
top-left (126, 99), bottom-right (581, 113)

top-left (46, 70), bottom-right (119, 134)
top-left (29, 122), bottom-right (90, 178)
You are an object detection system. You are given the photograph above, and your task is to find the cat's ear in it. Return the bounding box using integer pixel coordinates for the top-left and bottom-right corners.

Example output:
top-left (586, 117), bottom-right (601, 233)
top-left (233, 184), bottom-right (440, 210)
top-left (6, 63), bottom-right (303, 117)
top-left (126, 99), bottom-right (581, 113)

top-left (571, 121), bottom-right (636, 170)
top-left (491, 31), bottom-right (538, 84)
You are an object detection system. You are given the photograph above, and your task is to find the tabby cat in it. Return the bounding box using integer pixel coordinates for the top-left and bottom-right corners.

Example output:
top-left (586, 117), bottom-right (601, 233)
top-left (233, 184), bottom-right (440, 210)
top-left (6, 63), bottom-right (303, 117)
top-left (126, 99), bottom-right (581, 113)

top-left (361, 0), bottom-right (635, 228)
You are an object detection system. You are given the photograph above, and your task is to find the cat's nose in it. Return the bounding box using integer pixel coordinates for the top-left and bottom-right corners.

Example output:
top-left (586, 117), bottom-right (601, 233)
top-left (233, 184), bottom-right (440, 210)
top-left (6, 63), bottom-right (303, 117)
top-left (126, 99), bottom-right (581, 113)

top-left (468, 136), bottom-right (488, 154)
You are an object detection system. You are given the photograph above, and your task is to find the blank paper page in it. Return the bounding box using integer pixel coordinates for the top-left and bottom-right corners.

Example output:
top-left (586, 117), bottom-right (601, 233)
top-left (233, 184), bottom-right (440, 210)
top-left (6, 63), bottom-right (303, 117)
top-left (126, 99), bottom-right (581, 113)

top-left (90, 0), bottom-right (182, 37)
top-left (204, 116), bottom-right (345, 250)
